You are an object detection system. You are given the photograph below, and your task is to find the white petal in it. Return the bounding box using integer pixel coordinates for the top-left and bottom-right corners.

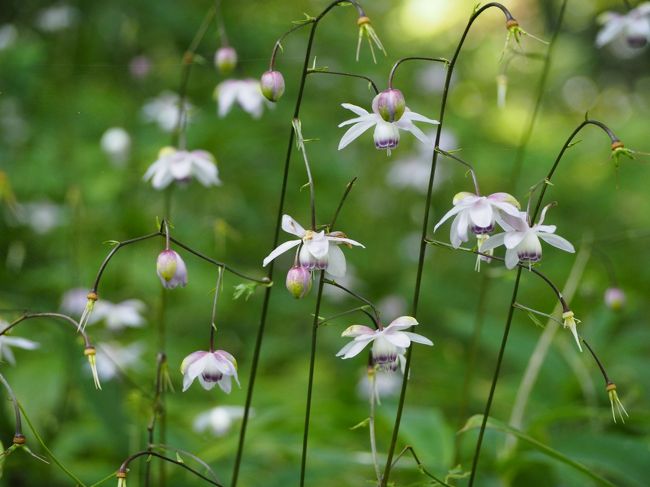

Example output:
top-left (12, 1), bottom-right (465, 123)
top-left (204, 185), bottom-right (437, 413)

top-left (281, 214), bottom-right (306, 237)
top-left (396, 119), bottom-right (432, 145)
top-left (341, 324), bottom-right (376, 337)
top-left (3, 336), bottom-right (39, 350)
top-left (341, 103), bottom-right (370, 117)
top-left (491, 200), bottom-right (521, 217)
top-left (433, 205), bottom-right (464, 232)
top-left (596, 18), bottom-right (625, 47)
top-left (306, 232), bottom-right (329, 259)
top-left (326, 236), bottom-right (365, 248)
top-left (387, 316), bottom-right (418, 330)
top-left (400, 109), bottom-right (439, 125)
top-left (184, 354), bottom-right (209, 391)
top-left (337, 339), bottom-right (371, 359)
top-left (505, 249), bottom-right (520, 269)
top-left (217, 82), bottom-right (238, 118)
top-left (504, 231), bottom-right (526, 249)
top-left (326, 245), bottom-right (346, 277)
top-left (403, 332), bottom-right (433, 346)
top-left (479, 232), bottom-right (506, 252)
top-left (338, 114), bottom-right (375, 127)
top-left (338, 120), bottom-right (376, 150)
top-left (469, 200), bottom-right (493, 228)
top-left (384, 331), bottom-right (411, 348)
top-left (538, 232), bottom-right (575, 253)
top-left (262, 239), bottom-right (301, 267)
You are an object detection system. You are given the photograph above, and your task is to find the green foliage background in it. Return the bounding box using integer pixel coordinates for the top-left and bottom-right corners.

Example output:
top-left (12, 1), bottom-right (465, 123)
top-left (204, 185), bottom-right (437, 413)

top-left (0, 0), bottom-right (649, 486)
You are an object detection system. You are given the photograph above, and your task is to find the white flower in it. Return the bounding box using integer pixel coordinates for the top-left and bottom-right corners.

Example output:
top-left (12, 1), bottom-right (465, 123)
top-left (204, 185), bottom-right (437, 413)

top-left (100, 127), bottom-right (131, 166)
top-left (481, 204), bottom-right (575, 269)
top-left (597, 3), bottom-right (650, 48)
top-left (0, 321), bottom-right (39, 366)
top-left (215, 79), bottom-right (267, 119)
top-left (143, 147), bottom-right (221, 190)
top-left (336, 316), bottom-right (433, 372)
top-left (95, 342), bottom-right (144, 381)
top-left (181, 350), bottom-right (240, 393)
top-left (357, 370), bottom-right (402, 401)
top-left (338, 95), bottom-right (439, 155)
top-left (0, 24), bottom-right (18, 51)
top-left (14, 201), bottom-right (64, 235)
top-left (193, 406), bottom-right (247, 437)
top-left (142, 91), bottom-right (193, 132)
top-left (434, 192), bottom-right (521, 248)
top-left (262, 215), bottom-right (364, 277)
top-left (94, 300), bottom-right (146, 331)
top-left (35, 5), bottom-right (78, 32)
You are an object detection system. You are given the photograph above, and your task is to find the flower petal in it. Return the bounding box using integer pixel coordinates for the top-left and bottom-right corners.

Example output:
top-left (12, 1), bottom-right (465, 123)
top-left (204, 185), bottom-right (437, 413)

top-left (281, 214), bottom-right (306, 237)
top-left (479, 232), bottom-right (506, 252)
top-left (403, 332), bottom-right (433, 346)
top-left (338, 120), bottom-right (376, 150)
top-left (387, 316), bottom-right (418, 330)
top-left (341, 324), bottom-right (376, 337)
top-left (400, 108), bottom-right (439, 125)
top-left (505, 249), bottom-right (520, 269)
top-left (306, 232), bottom-right (329, 259)
top-left (262, 239), bottom-right (301, 267)
top-left (433, 205), bottom-right (464, 232)
top-left (469, 200), bottom-right (493, 228)
top-left (326, 236), bottom-right (365, 248)
top-left (538, 232), bottom-right (575, 253)
top-left (336, 339), bottom-right (371, 359)
top-left (504, 231), bottom-right (526, 249)
top-left (326, 244), bottom-right (347, 278)
top-left (341, 103), bottom-right (370, 117)
top-left (384, 331), bottom-right (411, 348)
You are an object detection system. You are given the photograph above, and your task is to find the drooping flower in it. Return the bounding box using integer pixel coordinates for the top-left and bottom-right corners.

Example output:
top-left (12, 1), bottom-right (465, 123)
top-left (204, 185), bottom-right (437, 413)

top-left (434, 192), bottom-right (521, 248)
top-left (561, 310), bottom-right (582, 352)
top-left (100, 127), bottom-right (131, 166)
top-left (214, 47), bottom-right (237, 75)
top-left (338, 95), bottom-right (439, 155)
top-left (142, 91), bottom-right (193, 132)
top-left (596, 4), bottom-right (650, 48)
top-left (375, 89), bottom-right (406, 122)
top-left (0, 321), bottom-right (39, 366)
top-left (357, 368), bottom-right (402, 402)
top-left (356, 15), bottom-right (386, 63)
top-left (606, 382), bottom-right (629, 423)
top-left (143, 147), bottom-right (221, 190)
top-left (95, 342), bottom-right (144, 381)
top-left (260, 70), bottom-right (285, 102)
top-left (262, 215), bottom-right (364, 277)
top-left (156, 249), bottom-right (188, 289)
top-left (480, 204), bottom-right (575, 269)
top-left (193, 405), bottom-right (247, 436)
top-left (180, 350), bottom-right (239, 393)
top-left (336, 316), bottom-right (433, 372)
top-left (94, 300), bottom-right (147, 331)
top-left (604, 287), bottom-right (626, 311)
top-left (215, 79), bottom-right (267, 119)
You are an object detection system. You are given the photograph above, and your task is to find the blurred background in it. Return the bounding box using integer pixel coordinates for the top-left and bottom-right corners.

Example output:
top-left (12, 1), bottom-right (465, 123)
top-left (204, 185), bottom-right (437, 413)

top-left (0, 0), bottom-right (649, 485)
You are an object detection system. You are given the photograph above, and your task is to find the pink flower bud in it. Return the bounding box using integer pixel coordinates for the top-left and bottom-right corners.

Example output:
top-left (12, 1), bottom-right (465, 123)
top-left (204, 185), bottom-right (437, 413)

top-left (215, 47), bottom-right (237, 74)
top-left (285, 266), bottom-right (312, 299)
top-left (156, 249), bottom-right (188, 289)
top-left (375, 89), bottom-right (406, 122)
top-left (260, 70), bottom-right (285, 102)
top-left (604, 287), bottom-right (626, 311)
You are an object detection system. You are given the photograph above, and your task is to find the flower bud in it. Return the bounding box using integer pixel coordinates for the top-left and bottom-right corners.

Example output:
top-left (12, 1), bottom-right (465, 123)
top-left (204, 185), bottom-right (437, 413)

top-left (373, 120), bottom-right (400, 152)
top-left (285, 266), bottom-right (312, 299)
top-left (260, 70), bottom-right (285, 102)
top-left (215, 46), bottom-right (237, 74)
top-left (156, 249), bottom-right (188, 289)
top-left (375, 89), bottom-right (406, 122)
top-left (604, 287), bottom-right (626, 311)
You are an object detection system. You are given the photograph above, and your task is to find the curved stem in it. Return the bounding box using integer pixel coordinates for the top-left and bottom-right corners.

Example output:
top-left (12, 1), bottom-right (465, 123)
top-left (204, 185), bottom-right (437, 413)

top-left (145, 353), bottom-right (167, 487)
top-left (1, 312), bottom-right (92, 348)
top-left (118, 451), bottom-right (223, 487)
top-left (306, 70), bottom-right (379, 94)
top-left (299, 271), bottom-right (326, 487)
top-left (582, 339), bottom-right (611, 384)
top-left (530, 119), bottom-right (619, 221)
top-left (323, 278), bottom-right (380, 323)
top-left (317, 305), bottom-right (376, 328)
top-left (292, 119), bottom-right (317, 229)
top-left (388, 56), bottom-right (448, 89)
top-left (0, 372), bottom-right (22, 436)
top-left (382, 4), bottom-right (516, 484)
top-left (509, 0), bottom-right (568, 189)
top-left (330, 177), bottom-right (358, 230)
top-left (435, 148), bottom-right (481, 194)
top-left (209, 266), bottom-right (224, 352)
top-left (270, 22), bottom-right (314, 70)
top-left (390, 446), bottom-right (453, 487)
top-left (231, 5), bottom-right (368, 483)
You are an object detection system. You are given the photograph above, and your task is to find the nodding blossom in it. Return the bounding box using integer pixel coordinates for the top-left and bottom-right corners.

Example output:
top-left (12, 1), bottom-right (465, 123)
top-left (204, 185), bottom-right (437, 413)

top-left (262, 215), bottom-right (364, 278)
top-left (480, 204), bottom-right (575, 269)
top-left (215, 47), bottom-right (237, 75)
top-left (143, 147), bottom-right (221, 190)
top-left (336, 316), bottom-right (433, 372)
top-left (596, 4), bottom-right (650, 49)
top-left (434, 192), bottom-right (521, 248)
top-left (142, 91), bottom-right (193, 132)
top-left (193, 406), bottom-right (247, 437)
top-left (181, 350), bottom-right (239, 393)
top-left (215, 79), bottom-right (268, 119)
top-left (338, 95), bottom-right (439, 155)
top-left (156, 249), bottom-right (188, 289)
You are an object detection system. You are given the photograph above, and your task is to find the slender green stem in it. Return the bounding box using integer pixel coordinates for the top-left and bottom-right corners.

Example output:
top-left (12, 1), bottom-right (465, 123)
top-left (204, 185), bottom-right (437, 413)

top-left (509, 0), bottom-right (568, 189)
top-left (317, 305), bottom-right (375, 327)
top-left (88, 471), bottom-right (117, 487)
top-left (1, 312), bottom-right (92, 348)
top-left (145, 353), bottom-right (167, 487)
top-left (17, 402), bottom-right (87, 486)
top-left (0, 372), bottom-right (22, 436)
top-left (390, 446), bottom-right (453, 487)
top-left (306, 70), bottom-right (379, 94)
top-left (323, 278), bottom-right (380, 322)
top-left (435, 148), bottom-right (480, 194)
top-left (382, 5), bottom-right (515, 484)
top-left (368, 373), bottom-right (381, 482)
top-left (582, 339), bottom-right (611, 384)
top-left (231, 4), bottom-right (367, 483)
top-left (388, 56), bottom-right (448, 89)
top-left (329, 177), bottom-right (358, 230)
top-left (209, 266), bottom-right (225, 352)
top-left (292, 119), bottom-right (317, 230)
top-left (299, 271), bottom-right (326, 487)
top-left (118, 451), bottom-right (223, 487)
top-left (215, 0), bottom-right (229, 47)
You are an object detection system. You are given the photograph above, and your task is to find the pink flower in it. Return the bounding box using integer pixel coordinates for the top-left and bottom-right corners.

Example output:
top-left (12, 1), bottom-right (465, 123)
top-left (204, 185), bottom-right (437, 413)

top-left (180, 350), bottom-right (239, 393)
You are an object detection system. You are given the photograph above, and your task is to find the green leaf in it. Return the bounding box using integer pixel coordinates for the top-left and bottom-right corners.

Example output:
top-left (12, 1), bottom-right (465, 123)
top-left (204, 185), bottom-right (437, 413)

top-left (459, 415), bottom-right (617, 487)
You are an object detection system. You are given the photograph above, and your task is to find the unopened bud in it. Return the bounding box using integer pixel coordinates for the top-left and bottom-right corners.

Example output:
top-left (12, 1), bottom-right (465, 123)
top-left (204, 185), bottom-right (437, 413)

top-left (260, 70), bottom-right (285, 102)
top-left (375, 89), bottom-right (406, 122)
top-left (604, 287), bottom-right (626, 311)
top-left (215, 47), bottom-right (237, 74)
top-left (156, 249), bottom-right (188, 289)
top-left (286, 266), bottom-right (312, 299)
